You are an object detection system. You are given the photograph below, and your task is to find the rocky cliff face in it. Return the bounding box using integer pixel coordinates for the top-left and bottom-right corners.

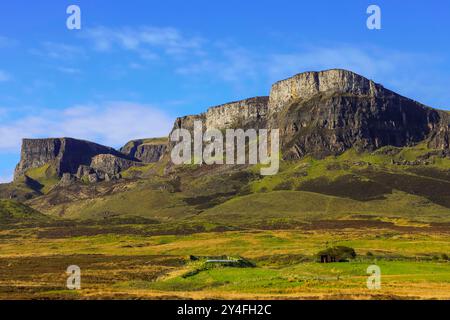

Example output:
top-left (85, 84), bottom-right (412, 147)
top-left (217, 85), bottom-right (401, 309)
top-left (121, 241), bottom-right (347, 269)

top-left (90, 154), bottom-right (140, 180)
top-left (427, 112), bottom-right (450, 150)
top-left (172, 97), bottom-right (269, 133)
top-left (267, 69), bottom-right (381, 116)
top-left (169, 69), bottom-right (450, 159)
top-left (12, 69), bottom-right (450, 187)
top-left (14, 139), bottom-right (63, 179)
top-left (14, 138), bottom-right (126, 180)
top-left (14, 138), bottom-right (144, 185)
top-left (205, 96), bottom-right (269, 129)
top-left (266, 69), bottom-right (449, 158)
top-left (120, 139), bottom-right (168, 163)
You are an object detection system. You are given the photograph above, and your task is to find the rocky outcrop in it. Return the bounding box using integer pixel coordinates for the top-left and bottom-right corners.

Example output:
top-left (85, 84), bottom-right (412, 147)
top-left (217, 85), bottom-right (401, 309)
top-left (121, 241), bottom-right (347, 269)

top-left (427, 112), bottom-right (450, 150)
top-left (267, 69), bottom-right (381, 116)
top-left (266, 69), bottom-right (449, 158)
top-left (169, 97), bottom-right (269, 153)
top-left (14, 138), bottom-right (127, 180)
top-left (172, 97), bottom-right (269, 133)
top-left (205, 96), bottom-right (269, 129)
top-left (120, 139), bottom-right (168, 163)
top-left (58, 173), bottom-right (77, 187)
top-left (14, 137), bottom-right (144, 184)
top-left (172, 114), bottom-right (206, 133)
top-left (14, 139), bottom-right (62, 180)
top-left (90, 154), bottom-right (140, 178)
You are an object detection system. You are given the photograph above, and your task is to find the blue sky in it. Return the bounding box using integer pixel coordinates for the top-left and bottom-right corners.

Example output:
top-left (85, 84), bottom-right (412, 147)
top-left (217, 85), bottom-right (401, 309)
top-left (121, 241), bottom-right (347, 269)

top-left (0, 0), bottom-right (449, 182)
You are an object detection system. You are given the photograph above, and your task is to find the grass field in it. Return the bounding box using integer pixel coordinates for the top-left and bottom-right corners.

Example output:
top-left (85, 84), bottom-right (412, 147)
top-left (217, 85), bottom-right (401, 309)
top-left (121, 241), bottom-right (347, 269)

top-left (1, 221), bottom-right (449, 299)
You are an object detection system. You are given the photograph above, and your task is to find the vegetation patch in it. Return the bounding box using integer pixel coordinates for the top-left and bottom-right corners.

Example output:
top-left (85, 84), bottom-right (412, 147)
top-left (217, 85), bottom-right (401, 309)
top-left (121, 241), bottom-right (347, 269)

top-left (25, 163), bottom-right (60, 194)
top-left (0, 200), bottom-right (50, 224)
top-left (317, 246), bottom-right (357, 263)
top-left (183, 256), bottom-right (255, 278)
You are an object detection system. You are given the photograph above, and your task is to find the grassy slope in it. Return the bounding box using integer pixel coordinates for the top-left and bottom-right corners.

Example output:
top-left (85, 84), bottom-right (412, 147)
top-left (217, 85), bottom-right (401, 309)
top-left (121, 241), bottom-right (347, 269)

top-left (249, 145), bottom-right (450, 193)
top-left (200, 190), bottom-right (450, 224)
top-left (0, 180), bottom-right (40, 201)
top-left (30, 179), bottom-right (196, 220)
top-left (141, 137), bottom-right (168, 145)
top-left (0, 199), bottom-right (49, 224)
top-left (25, 163), bottom-right (60, 194)
top-left (9, 143), bottom-right (449, 225)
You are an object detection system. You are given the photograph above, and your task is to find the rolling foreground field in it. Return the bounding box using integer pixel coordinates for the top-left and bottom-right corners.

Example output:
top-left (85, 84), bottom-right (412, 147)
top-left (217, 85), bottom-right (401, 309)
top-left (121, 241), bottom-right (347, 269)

top-left (1, 217), bottom-right (450, 300)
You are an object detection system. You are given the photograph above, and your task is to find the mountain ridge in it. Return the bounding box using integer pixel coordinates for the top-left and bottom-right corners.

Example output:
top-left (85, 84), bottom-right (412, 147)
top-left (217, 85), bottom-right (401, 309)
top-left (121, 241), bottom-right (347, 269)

top-left (2, 69), bottom-right (449, 210)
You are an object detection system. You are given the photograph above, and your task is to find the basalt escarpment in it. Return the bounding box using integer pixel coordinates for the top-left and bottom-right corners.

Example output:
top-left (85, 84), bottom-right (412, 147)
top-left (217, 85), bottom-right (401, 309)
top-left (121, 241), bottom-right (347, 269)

top-left (10, 69), bottom-right (450, 189)
top-left (170, 69), bottom-right (450, 159)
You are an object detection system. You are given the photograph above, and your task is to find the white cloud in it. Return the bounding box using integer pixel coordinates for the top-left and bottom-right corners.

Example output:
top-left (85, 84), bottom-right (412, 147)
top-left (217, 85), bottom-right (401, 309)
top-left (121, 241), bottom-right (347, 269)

top-left (31, 42), bottom-right (86, 60)
top-left (0, 102), bottom-right (174, 153)
top-left (175, 42), bottom-right (443, 104)
top-left (0, 70), bottom-right (11, 82)
top-left (81, 26), bottom-right (203, 58)
top-left (265, 45), bottom-right (422, 84)
top-left (176, 47), bottom-right (259, 83)
top-left (177, 43), bottom-right (419, 83)
top-left (23, 24), bottom-right (448, 106)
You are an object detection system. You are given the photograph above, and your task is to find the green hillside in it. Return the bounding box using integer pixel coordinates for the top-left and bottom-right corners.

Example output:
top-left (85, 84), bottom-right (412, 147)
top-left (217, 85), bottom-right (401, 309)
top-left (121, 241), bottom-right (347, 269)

top-left (0, 200), bottom-right (50, 224)
top-left (200, 190), bottom-right (450, 224)
top-left (17, 145), bottom-right (450, 228)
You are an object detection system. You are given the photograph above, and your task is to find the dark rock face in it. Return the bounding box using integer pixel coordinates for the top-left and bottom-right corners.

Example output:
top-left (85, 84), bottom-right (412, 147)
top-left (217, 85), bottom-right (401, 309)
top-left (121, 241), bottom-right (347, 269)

top-left (272, 89), bottom-right (447, 158)
top-left (120, 139), bottom-right (167, 163)
top-left (135, 144), bottom-right (167, 163)
top-left (57, 138), bottom-right (127, 174)
top-left (427, 112), bottom-right (450, 150)
top-left (14, 138), bottom-right (135, 182)
top-left (14, 139), bottom-right (62, 179)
